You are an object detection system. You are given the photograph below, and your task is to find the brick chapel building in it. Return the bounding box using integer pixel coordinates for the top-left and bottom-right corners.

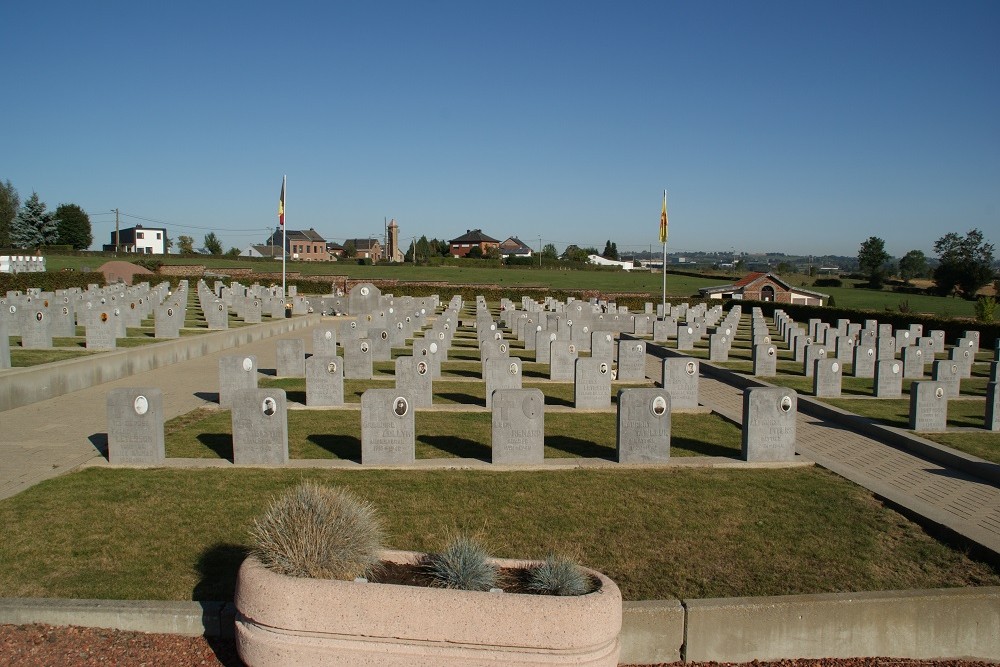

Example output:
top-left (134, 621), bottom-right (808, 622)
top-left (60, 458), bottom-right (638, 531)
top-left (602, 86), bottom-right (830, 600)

top-left (699, 272), bottom-right (828, 306)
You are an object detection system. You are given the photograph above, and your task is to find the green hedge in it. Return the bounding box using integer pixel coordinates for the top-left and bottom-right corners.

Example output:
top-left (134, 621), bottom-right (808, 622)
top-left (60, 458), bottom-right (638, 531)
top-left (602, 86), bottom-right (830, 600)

top-left (0, 272), bottom-right (105, 293)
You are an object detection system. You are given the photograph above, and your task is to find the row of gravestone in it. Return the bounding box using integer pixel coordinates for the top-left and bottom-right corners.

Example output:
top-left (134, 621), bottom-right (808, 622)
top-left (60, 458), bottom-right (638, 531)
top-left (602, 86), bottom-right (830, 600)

top-left (106, 383), bottom-right (804, 465)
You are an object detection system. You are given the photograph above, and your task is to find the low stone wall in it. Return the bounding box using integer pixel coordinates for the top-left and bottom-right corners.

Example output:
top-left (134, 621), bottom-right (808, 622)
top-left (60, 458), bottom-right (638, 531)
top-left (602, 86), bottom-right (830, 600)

top-left (0, 315), bottom-right (321, 412)
top-left (3, 587), bottom-right (996, 661)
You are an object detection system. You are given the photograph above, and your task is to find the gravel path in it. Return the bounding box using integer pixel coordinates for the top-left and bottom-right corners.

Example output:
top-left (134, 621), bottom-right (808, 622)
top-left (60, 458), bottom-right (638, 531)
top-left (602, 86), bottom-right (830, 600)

top-left (1, 624), bottom-right (995, 666)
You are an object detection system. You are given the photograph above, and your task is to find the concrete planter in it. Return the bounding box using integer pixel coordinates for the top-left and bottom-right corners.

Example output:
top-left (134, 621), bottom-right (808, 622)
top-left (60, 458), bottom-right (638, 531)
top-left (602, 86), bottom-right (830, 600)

top-left (235, 550), bottom-right (622, 666)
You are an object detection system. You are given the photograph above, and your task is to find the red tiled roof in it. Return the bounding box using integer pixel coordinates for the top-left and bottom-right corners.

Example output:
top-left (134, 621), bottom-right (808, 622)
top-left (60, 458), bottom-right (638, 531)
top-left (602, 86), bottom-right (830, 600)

top-left (733, 272), bottom-right (766, 287)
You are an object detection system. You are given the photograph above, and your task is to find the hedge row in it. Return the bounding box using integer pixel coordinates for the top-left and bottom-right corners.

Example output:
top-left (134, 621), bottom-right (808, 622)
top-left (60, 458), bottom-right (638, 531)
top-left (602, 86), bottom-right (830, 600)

top-left (0, 272), bottom-right (105, 293)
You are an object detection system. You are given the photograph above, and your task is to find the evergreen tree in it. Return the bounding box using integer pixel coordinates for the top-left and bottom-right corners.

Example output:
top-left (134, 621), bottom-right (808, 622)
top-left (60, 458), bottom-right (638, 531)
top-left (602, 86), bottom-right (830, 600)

top-left (203, 232), bottom-right (223, 255)
top-left (857, 236), bottom-right (891, 288)
top-left (933, 229), bottom-right (995, 299)
top-left (0, 179), bottom-right (18, 248)
top-left (54, 203), bottom-right (93, 250)
top-left (11, 192), bottom-right (59, 249)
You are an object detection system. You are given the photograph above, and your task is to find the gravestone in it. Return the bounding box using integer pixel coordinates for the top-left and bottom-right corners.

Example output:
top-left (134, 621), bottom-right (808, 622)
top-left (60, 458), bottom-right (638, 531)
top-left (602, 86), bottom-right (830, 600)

top-left (909, 381), bottom-right (947, 432)
top-left (484, 357), bottom-right (522, 409)
top-left (106, 388), bottom-right (165, 464)
top-left (535, 329), bottom-right (557, 363)
top-left (154, 303), bottom-right (183, 338)
top-left (480, 339), bottom-right (509, 368)
top-left (549, 341), bottom-right (578, 381)
top-left (305, 355), bottom-right (344, 407)
top-left (218, 355), bottom-right (258, 408)
top-left (370, 328), bottom-right (393, 362)
top-left (344, 339), bottom-right (374, 379)
top-left (834, 336), bottom-right (854, 364)
top-left (244, 298), bottom-right (262, 324)
top-left (591, 331), bottom-right (615, 363)
top-left (616, 339), bottom-right (646, 381)
top-left (874, 359), bottom-right (903, 398)
top-left (349, 283), bottom-right (381, 315)
top-left (491, 388), bottom-right (545, 465)
top-left (50, 303), bottom-right (76, 337)
top-left (361, 389), bottom-right (416, 464)
top-left (741, 387), bottom-right (797, 462)
top-left (813, 358), bottom-right (842, 398)
top-left (709, 333), bottom-right (729, 362)
top-left (987, 382), bottom-right (1000, 432)
top-left (574, 357), bottom-right (613, 409)
top-left (276, 339), bottom-right (306, 377)
top-left (803, 344), bottom-right (827, 378)
top-left (0, 319), bottom-right (9, 369)
top-left (85, 309), bottom-right (117, 350)
top-left (752, 344), bottom-right (777, 377)
top-left (877, 336), bottom-right (896, 360)
top-left (930, 329), bottom-right (946, 353)
top-left (793, 334), bottom-right (813, 363)
top-left (231, 388), bottom-right (289, 464)
top-left (852, 345), bottom-right (876, 379)
top-left (661, 358), bottom-right (699, 409)
top-left (616, 388), bottom-right (671, 463)
top-left (205, 301), bottom-right (229, 330)
top-left (19, 307), bottom-right (52, 349)
top-left (395, 356), bottom-right (433, 408)
top-left (677, 325), bottom-right (696, 350)
top-left (312, 327), bottom-right (338, 356)
top-left (949, 347), bottom-right (973, 379)
top-left (932, 360), bottom-right (961, 398)
top-left (902, 345), bottom-right (925, 379)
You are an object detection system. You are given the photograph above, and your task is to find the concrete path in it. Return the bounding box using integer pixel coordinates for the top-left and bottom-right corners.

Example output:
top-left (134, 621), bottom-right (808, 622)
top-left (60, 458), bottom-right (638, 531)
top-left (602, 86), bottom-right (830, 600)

top-left (644, 351), bottom-right (1000, 555)
top-left (0, 327), bottom-right (308, 501)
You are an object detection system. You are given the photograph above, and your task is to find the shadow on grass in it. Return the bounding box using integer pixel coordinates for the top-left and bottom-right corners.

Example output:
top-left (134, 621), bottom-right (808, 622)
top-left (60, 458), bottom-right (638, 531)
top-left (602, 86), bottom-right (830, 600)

top-left (436, 391), bottom-right (483, 406)
top-left (306, 434), bottom-right (361, 462)
top-left (283, 390), bottom-right (307, 405)
top-left (545, 435), bottom-right (615, 460)
top-left (197, 433), bottom-right (234, 461)
top-left (670, 436), bottom-right (739, 458)
top-left (543, 394), bottom-right (573, 408)
top-left (258, 368), bottom-right (277, 377)
top-left (420, 434), bottom-right (490, 461)
top-left (444, 368), bottom-right (481, 379)
top-left (194, 391), bottom-right (219, 403)
top-left (193, 542), bottom-right (247, 602)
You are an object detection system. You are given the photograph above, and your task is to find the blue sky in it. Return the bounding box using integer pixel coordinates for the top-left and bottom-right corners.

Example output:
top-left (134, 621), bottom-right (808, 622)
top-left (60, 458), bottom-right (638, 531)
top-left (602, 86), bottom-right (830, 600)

top-left (2, 0), bottom-right (997, 257)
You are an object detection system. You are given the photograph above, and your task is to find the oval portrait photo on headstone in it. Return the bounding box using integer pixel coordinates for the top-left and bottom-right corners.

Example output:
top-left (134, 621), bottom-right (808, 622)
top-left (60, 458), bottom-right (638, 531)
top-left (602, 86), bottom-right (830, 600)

top-left (393, 396), bottom-right (408, 417)
top-left (327, 361), bottom-right (337, 374)
top-left (262, 397), bottom-right (277, 416)
top-left (417, 361), bottom-right (428, 375)
top-left (35, 312), bottom-right (43, 322)
top-left (779, 395), bottom-right (794, 413)
top-left (242, 357), bottom-right (253, 372)
top-left (508, 362), bottom-right (518, 376)
top-left (650, 395), bottom-right (667, 417)
top-left (134, 395), bottom-right (149, 416)
top-left (686, 361), bottom-right (697, 376)
top-left (360, 341), bottom-right (370, 353)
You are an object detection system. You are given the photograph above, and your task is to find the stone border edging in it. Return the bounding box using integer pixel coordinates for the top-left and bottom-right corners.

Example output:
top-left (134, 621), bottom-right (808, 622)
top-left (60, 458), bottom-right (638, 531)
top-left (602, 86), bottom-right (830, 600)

top-left (3, 586), bottom-right (997, 662)
top-left (632, 335), bottom-right (1000, 486)
top-left (0, 314), bottom-right (322, 412)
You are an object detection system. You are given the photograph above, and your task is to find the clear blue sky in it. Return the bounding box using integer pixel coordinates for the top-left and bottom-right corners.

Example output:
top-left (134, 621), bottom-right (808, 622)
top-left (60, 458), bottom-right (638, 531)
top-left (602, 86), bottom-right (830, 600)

top-left (2, 0), bottom-right (997, 258)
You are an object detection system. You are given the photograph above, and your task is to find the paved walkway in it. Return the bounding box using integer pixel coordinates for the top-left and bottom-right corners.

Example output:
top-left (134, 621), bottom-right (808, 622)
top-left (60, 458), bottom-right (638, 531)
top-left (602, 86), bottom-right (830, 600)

top-left (645, 351), bottom-right (1000, 555)
top-left (0, 327), bottom-right (308, 500)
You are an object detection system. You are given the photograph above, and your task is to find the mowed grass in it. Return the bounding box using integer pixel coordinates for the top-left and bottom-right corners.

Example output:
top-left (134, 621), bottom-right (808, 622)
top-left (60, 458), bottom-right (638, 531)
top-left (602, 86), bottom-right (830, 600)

top-left (0, 467), bottom-right (996, 603)
top-left (164, 408), bottom-right (741, 460)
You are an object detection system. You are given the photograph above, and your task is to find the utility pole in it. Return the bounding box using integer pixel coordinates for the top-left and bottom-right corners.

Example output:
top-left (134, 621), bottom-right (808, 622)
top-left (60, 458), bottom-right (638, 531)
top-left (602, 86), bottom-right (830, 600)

top-left (538, 236), bottom-right (542, 267)
top-left (112, 208), bottom-right (120, 253)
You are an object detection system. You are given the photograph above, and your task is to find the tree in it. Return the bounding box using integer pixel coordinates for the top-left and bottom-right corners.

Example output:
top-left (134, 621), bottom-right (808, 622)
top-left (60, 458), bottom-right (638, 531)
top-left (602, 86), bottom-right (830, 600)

top-left (225, 246), bottom-right (241, 258)
top-left (343, 240), bottom-right (357, 258)
top-left (203, 232), bottom-right (223, 255)
top-left (467, 245), bottom-right (483, 259)
top-left (54, 204), bottom-right (92, 250)
top-left (857, 236), bottom-right (891, 288)
top-left (177, 235), bottom-right (194, 253)
top-left (541, 243), bottom-right (558, 260)
top-left (776, 261), bottom-right (793, 275)
top-left (602, 240), bottom-right (619, 260)
top-left (0, 180), bottom-right (18, 248)
top-left (933, 229), bottom-right (996, 299)
top-left (10, 192), bottom-right (59, 249)
top-left (897, 250), bottom-right (927, 284)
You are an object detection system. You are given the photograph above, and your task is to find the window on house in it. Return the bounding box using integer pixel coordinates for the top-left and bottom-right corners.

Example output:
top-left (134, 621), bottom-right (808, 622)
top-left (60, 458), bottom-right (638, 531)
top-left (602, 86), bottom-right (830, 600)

top-left (136, 232), bottom-right (144, 239)
top-left (156, 233), bottom-right (161, 239)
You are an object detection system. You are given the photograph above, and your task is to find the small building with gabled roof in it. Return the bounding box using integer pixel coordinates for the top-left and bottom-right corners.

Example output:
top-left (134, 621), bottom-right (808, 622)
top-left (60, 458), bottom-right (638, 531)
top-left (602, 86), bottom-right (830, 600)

top-left (498, 236), bottom-right (533, 258)
top-left (449, 229), bottom-right (500, 257)
top-left (699, 272), bottom-right (828, 306)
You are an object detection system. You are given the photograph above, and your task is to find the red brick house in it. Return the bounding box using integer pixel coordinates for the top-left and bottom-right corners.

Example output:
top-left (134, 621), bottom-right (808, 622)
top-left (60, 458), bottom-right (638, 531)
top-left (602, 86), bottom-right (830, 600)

top-left (449, 229), bottom-right (500, 257)
top-left (699, 272), bottom-right (828, 306)
top-left (266, 227), bottom-right (328, 261)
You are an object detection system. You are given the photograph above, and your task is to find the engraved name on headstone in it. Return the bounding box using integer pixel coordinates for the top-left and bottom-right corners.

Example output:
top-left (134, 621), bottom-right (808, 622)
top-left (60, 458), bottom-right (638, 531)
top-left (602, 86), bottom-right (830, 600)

top-left (218, 355), bottom-right (258, 408)
top-left (616, 388), bottom-right (671, 463)
top-left (491, 388), bottom-right (545, 465)
top-left (574, 357), bottom-right (612, 409)
top-left (909, 381), bottom-right (947, 432)
top-left (741, 387), bottom-right (797, 461)
top-left (231, 388), bottom-right (289, 464)
top-left (106, 387), bottom-right (165, 464)
top-left (874, 359), bottom-right (903, 398)
top-left (305, 355), bottom-right (345, 407)
top-left (361, 389), bottom-right (416, 465)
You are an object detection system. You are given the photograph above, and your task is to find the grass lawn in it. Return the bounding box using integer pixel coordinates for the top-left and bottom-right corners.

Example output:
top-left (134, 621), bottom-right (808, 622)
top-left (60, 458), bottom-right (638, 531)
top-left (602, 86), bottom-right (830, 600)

top-left (164, 408), bottom-right (741, 460)
top-left (0, 467), bottom-right (996, 603)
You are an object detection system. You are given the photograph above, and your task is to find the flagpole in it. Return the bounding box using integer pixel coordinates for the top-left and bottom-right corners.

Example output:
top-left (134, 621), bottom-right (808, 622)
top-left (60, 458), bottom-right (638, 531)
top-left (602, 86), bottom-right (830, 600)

top-left (281, 175), bottom-right (287, 300)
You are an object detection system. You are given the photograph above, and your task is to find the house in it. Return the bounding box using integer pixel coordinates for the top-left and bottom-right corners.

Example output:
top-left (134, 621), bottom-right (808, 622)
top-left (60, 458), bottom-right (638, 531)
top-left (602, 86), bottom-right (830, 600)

top-left (241, 244), bottom-right (285, 259)
top-left (102, 224), bottom-right (166, 254)
top-left (498, 237), bottom-right (533, 258)
top-left (344, 238), bottom-right (382, 261)
top-left (587, 254), bottom-right (634, 271)
top-left (326, 241), bottom-right (345, 259)
top-left (449, 229), bottom-right (500, 257)
top-left (699, 272), bottom-right (829, 306)
top-left (265, 227), bottom-right (327, 261)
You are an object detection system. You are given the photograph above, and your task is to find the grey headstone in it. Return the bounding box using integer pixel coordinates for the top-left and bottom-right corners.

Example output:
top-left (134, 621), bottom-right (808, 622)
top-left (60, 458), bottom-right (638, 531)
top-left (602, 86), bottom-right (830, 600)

top-left (874, 359), bottom-right (903, 398)
top-left (803, 344), bottom-right (827, 378)
top-left (19, 307), bottom-right (52, 349)
top-left (204, 301), bottom-right (229, 329)
top-left (616, 339), bottom-right (646, 381)
top-left (305, 355), bottom-right (344, 407)
top-left (741, 387), bottom-right (797, 462)
top-left (676, 324), bottom-right (696, 350)
top-left (218, 355), bottom-right (258, 408)
top-left (349, 283), bottom-right (381, 315)
top-left (85, 308), bottom-right (117, 350)
top-left (616, 388), bottom-right (671, 463)
top-left (0, 319), bottom-right (9, 369)
top-left (549, 340), bottom-right (578, 381)
top-left (491, 388), bottom-right (545, 464)
top-left (813, 358), bottom-right (843, 398)
top-left (535, 329), bottom-right (557, 364)
top-left (276, 339), bottom-right (306, 377)
top-left (987, 382), bottom-right (1000, 432)
top-left (591, 331), bottom-right (615, 363)
top-left (484, 357), bottom-right (522, 410)
top-left (948, 346), bottom-right (973, 379)
top-left (709, 333), bottom-right (729, 362)
top-left (661, 358), bottom-right (699, 410)
top-left (344, 338), bottom-right (374, 379)
top-left (106, 388), bottom-right (165, 465)
top-left (360, 389), bottom-right (416, 464)
top-left (877, 336), bottom-right (896, 360)
top-left (752, 344), bottom-right (777, 377)
top-left (574, 357), bottom-right (613, 409)
top-left (395, 356), bottom-right (433, 408)
top-left (154, 303), bottom-right (183, 338)
top-left (931, 360), bottom-right (961, 398)
top-left (231, 388), bottom-right (289, 464)
top-left (312, 327), bottom-right (338, 356)
top-left (834, 336), bottom-right (854, 364)
top-left (369, 328), bottom-right (393, 362)
top-left (909, 381), bottom-right (947, 432)
top-left (902, 344), bottom-right (926, 379)
top-left (852, 345), bottom-right (876, 379)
